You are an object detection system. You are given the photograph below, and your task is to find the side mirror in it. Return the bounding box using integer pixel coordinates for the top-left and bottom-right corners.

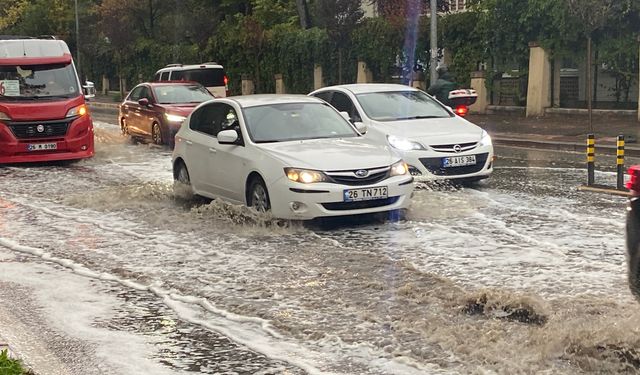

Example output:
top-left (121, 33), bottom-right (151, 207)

top-left (138, 98), bottom-right (149, 107)
top-left (339, 111), bottom-right (351, 122)
top-left (354, 121), bottom-right (367, 134)
top-left (82, 81), bottom-right (95, 100)
top-left (217, 129), bottom-right (239, 144)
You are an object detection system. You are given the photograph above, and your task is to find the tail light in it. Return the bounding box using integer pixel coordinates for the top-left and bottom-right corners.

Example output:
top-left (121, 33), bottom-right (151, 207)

top-left (224, 75), bottom-right (230, 97)
top-left (455, 105), bottom-right (468, 117)
top-left (627, 166), bottom-right (640, 195)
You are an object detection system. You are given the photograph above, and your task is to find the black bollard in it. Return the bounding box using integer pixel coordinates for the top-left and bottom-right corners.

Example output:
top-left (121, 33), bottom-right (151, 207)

top-left (618, 134), bottom-right (625, 190)
top-left (587, 134), bottom-right (595, 186)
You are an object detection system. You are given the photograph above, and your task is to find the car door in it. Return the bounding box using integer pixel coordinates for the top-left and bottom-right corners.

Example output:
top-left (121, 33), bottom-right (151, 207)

top-left (184, 103), bottom-right (224, 196)
top-left (137, 86), bottom-right (156, 137)
top-left (122, 86), bottom-right (143, 135)
top-left (207, 104), bottom-right (249, 203)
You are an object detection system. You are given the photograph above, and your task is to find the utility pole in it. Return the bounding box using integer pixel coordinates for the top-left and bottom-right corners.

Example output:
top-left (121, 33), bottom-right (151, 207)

top-left (74, 0), bottom-right (81, 82)
top-left (429, 0), bottom-right (438, 84)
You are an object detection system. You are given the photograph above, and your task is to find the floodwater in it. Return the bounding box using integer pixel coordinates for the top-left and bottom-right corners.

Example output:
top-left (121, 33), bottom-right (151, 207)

top-left (0, 121), bottom-right (639, 374)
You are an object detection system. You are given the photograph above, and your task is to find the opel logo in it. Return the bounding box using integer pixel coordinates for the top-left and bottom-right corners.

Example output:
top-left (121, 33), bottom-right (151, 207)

top-left (36, 124), bottom-right (45, 133)
top-left (354, 169), bottom-right (369, 178)
top-left (453, 144), bottom-right (462, 153)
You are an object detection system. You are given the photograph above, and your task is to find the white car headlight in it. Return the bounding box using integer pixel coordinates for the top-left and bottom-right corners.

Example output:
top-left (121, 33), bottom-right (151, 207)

top-left (479, 130), bottom-right (492, 147)
top-left (390, 160), bottom-right (409, 176)
top-left (284, 168), bottom-right (329, 183)
top-left (165, 113), bottom-right (187, 123)
top-left (387, 135), bottom-right (425, 151)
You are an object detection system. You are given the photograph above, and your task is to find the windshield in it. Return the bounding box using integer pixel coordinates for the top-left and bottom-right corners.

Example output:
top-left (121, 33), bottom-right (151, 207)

top-left (153, 85), bottom-right (213, 104)
top-left (244, 103), bottom-right (358, 143)
top-left (171, 68), bottom-right (225, 87)
top-left (0, 63), bottom-right (80, 100)
top-left (356, 90), bottom-right (453, 121)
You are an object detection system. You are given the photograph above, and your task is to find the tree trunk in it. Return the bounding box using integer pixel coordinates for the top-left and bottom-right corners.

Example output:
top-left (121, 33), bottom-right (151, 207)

top-left (338, 48), bottom-right (343, 85)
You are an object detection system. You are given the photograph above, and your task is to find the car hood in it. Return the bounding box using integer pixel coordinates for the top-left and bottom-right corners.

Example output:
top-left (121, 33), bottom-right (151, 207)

top-left (161, 104), bottom-right (199, 116)
top-left (257, 137), bottom-right (398, 170)
top-left (371, 116), bottom-right (484, 145)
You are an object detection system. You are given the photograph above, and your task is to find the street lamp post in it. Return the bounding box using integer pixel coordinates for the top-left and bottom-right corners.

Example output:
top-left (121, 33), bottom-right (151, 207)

top-left (429, 0), bottom-right (438, 85)
top-left (74, 0), bottom-right (81, 82)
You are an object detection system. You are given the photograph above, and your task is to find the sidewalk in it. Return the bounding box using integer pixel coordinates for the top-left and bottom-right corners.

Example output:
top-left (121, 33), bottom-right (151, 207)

top-left (87, 94), bottom-right (640, 155)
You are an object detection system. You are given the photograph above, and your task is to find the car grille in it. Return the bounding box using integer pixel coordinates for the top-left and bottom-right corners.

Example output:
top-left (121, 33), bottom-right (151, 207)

top-left (8, 119), bottom-right (71, 139)
top-left (325, 166), bottom-right (390, 186)
top-left (321, 196), bottom-right (400, 211)
top-left (428, 142), bottom-right (478, 153)
top-left (420, 153), bottom-right (489, 176)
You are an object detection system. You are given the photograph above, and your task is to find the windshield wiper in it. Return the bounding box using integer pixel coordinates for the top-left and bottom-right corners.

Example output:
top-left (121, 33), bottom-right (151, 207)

top-left (397, 115), bottom-right (443, 120)
top-left (254, 139), bottom-right (281, 143)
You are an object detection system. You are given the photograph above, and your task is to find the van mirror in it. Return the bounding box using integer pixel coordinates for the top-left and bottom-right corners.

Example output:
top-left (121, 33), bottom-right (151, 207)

top-left (339, 111), bottom-right (351, 122)
top-left (82, 81), bottom-right (96, 100)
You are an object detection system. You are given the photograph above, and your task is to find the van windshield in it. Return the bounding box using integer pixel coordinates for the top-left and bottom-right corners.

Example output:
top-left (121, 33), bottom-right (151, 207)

top-left (171, 68), bottom-right (225, 87)
top-left (0, 63), bottom-right (80, 100)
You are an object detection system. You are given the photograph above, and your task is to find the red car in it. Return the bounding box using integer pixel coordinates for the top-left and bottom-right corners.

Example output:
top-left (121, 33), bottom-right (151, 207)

top-left (627, 166), bottom-right (640, 300)
top-left (119, 81), bottom-right (214, 146)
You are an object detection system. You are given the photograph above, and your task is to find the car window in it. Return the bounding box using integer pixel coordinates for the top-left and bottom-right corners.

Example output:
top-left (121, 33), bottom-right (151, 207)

top-left (189, 103), bottom-right (237, 137)
top-left (153, 72), bottom-right (161, 81)
top-left (128, 86), bottom-right (143, 101)
top-left (355, 90), bottom-right (452, 121)
top-left (329, 92), bottom-right (361, 122)
top-left (160, 71), bottom-right (169, 81)
top-left (243, 102), bottom-right (357, 143)
top-left (138, 86), bottom-right (153, 102)
top-left (152, 85), bottom-right (213, 104)
top-left (313, 91), bottom-right (332, 103)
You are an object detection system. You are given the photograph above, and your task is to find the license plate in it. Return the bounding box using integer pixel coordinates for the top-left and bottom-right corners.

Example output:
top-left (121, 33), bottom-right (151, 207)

top-left (443, 155), bottom-right (476, 167)
top-left (344, 186), bottom-right (388, 202)
top-left (27, 143), bottom-right (57, 151)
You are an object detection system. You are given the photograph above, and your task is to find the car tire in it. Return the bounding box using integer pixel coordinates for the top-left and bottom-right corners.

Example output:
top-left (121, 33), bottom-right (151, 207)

top-left (152, 123), bottom-right (163, 145)
top-left (248, 178), bottom-right (271, 213)
top-left (174, 161), bottom-right (194, 199)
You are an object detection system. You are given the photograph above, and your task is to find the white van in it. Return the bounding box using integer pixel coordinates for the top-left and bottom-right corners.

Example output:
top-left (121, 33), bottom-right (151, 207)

top-left (154, 63), bottom-right (228, 97)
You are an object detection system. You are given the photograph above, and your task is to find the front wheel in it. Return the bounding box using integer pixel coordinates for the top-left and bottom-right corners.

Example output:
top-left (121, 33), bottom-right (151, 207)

top-left (152, 123), bottom-right (163, 145)
top-left (248, 178), bottom-right (271, 212)
top-left (121, 118), bottom-right (129, 136)
top-left (174, 161), bottom-right (194, 199)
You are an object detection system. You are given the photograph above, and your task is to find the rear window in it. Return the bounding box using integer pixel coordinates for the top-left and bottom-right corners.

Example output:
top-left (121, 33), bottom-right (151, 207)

top-left (170, 68), bottom-right (225, 87)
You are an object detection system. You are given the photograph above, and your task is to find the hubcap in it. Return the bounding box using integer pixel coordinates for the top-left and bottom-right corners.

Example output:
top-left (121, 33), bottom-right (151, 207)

top-left (251, 184), bottom-right (269, 212)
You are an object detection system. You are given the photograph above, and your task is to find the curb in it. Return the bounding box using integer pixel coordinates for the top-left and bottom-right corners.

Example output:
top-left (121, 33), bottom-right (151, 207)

top-left (88, 101), bottom-right (119, 110)
top-left (494, 137), bottom-right (640, 157)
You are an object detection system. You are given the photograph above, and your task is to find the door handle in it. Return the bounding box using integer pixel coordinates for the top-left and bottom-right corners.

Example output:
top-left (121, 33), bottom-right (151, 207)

top-left (186, 140), bottom-right (193, 145)
top-left (208, 147), bottom-right (217, 153)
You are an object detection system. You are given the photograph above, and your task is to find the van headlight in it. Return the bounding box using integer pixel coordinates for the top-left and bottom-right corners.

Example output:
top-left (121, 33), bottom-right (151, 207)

top-left (165, 113), bottom-right (186, 123)
top-left (0, 111), bottom-right (10, 121)
top-left (479, 130), bottom-right (492, 146)
top-left (387, 135), bottom-right (425, 151)
top-left (284, 168), bottom-right (329, 183)
top-left (66, 104), bottom-right (88, 117)
top-left (390, 161), bottom-right (409, 176)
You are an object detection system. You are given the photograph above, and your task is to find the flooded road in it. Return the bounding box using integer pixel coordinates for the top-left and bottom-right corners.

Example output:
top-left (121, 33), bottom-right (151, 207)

top-left (1, 120), bottom-right (639, 374)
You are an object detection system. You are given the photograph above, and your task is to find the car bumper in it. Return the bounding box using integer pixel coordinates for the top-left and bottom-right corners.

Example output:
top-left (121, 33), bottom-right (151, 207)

top-left (268, 175), bottom-right (415, 220)
top-left (0, 116), bottom-right (94, 164)
top-left (400, 144), bottom-right (494, 182)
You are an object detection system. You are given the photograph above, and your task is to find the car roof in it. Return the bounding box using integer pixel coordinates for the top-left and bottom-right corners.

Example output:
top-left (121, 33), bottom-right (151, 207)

top-left (317, 83), bottom-right (419, 95)
top-left (143, 81), bottom-right (204, 87)
top-left (229, 94), bottom-right (325, 108)
top-left (156, 63), bottom-right (224, 72)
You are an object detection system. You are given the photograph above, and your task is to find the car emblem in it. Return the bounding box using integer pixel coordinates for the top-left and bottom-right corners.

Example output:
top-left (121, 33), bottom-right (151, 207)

top-left (354, 169), bottom-right (369, 178)
top-left (453, 144), bottom-right (462, 153)
top-left (36, 125), bottom-right (45, 133)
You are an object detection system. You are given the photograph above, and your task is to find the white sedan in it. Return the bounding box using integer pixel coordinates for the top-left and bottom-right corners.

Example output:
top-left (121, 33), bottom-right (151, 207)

top-left (309, 84), bottom-right (494, 183)
top-left (172, 95), bottom-right (414, 220)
